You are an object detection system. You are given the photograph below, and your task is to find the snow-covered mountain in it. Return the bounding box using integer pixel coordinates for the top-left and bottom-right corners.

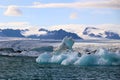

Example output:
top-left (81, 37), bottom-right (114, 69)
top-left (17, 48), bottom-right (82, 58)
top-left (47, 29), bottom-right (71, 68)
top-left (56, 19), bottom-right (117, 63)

top-left (0, 26), bottom-right (120, 40)
top-left (83, 27), bottom-right (120, 39)
top-left (0, 29), bottom-right (6, 37)
top-left (49, 24), bottom-right (120, 40)
top-left (0, 29), bottom-right (82, 40)
top-left (25, 29), bottom-right (82, 39)
top-left (1, 29), bottom-right (24, 37)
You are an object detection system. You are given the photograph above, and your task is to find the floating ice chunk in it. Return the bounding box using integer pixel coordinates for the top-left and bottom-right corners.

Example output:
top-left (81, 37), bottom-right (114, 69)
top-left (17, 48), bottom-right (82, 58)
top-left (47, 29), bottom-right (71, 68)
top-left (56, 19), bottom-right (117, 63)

top-left (36, 37), bottom-right (120, 66)
top-left (31, 46), bottom-right (53, 52)
top-left (74, 54), bottom-right (98, 66)
top-left (54, 36), bottom-right (74, 55)
top-left (36, 52), bottom-right (51, 64)
top-left (61, 52), bottom-right (79, 65)
top-left (97, 48), bottom-right (120, 65)
top-left (50, 54), bottom-right (67, 64)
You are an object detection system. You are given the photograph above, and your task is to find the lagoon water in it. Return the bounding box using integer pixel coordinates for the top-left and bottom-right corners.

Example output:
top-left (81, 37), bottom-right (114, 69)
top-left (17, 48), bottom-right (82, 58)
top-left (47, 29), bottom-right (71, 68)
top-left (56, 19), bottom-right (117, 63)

top-left (0, 56), bottom-right (120, 80)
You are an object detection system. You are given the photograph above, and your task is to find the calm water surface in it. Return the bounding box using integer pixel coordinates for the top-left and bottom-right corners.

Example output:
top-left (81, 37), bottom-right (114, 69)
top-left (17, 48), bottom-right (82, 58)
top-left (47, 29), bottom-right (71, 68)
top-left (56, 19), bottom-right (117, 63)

top-left (0, 56), bottom-right (120, 80)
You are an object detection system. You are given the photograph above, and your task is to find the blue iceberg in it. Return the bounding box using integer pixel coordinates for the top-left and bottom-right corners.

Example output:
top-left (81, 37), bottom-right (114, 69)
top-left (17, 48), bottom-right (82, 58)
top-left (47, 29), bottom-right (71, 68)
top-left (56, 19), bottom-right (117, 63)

top-left (36, 37), bottom-right (120, 66)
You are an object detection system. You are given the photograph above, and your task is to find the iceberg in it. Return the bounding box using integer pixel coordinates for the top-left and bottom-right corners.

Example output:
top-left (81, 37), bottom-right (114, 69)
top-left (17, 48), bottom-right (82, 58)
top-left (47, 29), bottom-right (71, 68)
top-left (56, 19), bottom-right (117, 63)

top-left (36, 37), bottom-right (120, 66)
top-left (52, 36), bottom-right (74, 55)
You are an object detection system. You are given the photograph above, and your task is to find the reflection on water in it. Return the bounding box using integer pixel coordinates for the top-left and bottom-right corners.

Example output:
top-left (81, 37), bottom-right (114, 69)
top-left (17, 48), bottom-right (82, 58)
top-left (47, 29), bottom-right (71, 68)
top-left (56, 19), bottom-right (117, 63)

top-left (0, 56), bottom-right (120, 80)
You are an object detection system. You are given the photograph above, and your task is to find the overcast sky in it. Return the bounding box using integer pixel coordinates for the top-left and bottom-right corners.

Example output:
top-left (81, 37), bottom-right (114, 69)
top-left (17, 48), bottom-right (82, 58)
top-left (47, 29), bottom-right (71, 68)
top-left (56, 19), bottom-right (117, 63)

top-left (0, 0), bottom-right (120, 28)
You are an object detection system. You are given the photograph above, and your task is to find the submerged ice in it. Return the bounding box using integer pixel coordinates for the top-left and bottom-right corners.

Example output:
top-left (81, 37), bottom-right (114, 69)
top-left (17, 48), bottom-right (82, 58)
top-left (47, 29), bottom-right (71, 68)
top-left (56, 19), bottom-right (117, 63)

top-left (36, 37), bottom-right (120, 66)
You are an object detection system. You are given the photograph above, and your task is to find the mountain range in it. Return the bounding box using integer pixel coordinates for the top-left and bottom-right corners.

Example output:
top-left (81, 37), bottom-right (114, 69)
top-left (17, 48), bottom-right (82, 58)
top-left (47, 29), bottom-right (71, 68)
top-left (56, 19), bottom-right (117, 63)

top-left (0, 29), bottom-right (82, 40)
top-left (82, 27), bottom-right (120, 39)
top-left (0, 26), bottom-right (120, 40)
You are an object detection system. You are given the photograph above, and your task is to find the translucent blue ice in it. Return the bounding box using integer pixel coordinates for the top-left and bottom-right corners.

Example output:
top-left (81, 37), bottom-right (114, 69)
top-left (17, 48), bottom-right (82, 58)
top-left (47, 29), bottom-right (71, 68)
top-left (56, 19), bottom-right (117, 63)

top-left (36, 37), bottom-right (120, 66)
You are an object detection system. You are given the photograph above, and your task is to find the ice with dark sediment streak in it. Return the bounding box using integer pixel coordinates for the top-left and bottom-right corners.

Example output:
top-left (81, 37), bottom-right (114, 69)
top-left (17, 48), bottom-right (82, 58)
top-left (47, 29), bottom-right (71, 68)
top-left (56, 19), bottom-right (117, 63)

top-left (36, 37), bottom-right (120, 66)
